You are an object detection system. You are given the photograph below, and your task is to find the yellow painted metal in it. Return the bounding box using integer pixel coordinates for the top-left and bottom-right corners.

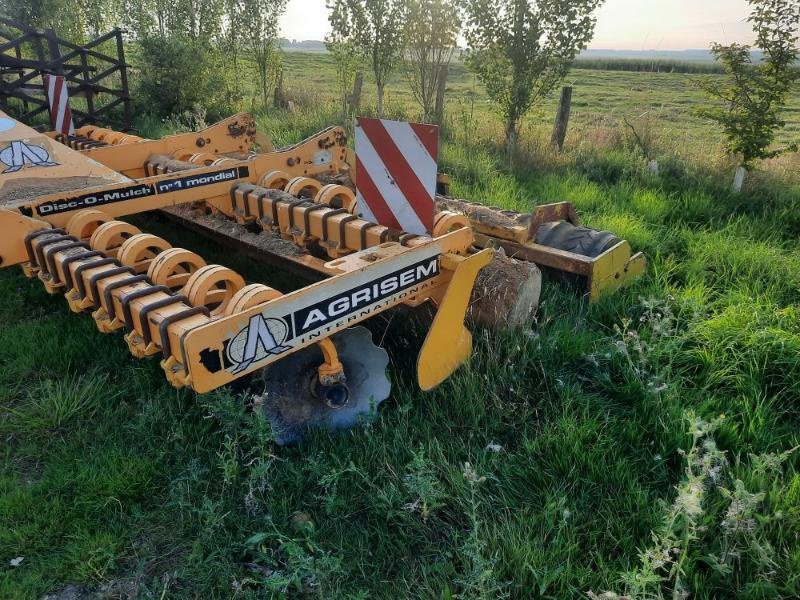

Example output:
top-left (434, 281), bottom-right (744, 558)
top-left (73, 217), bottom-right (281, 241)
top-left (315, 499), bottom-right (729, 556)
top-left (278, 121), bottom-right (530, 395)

top-left (117, 233), bottom-right (172, 273)
top-left (462, 200), bottom-right (645, 301)
top-left (432, 211), bottom-right (470, 237)
top-left (417, 249), bottom-right (492, 391)
top-left (180, 240), bottom-right (449, 393)
top-left (0, 116), bottom-right (349, 242)
top-left (182, 264), bottom-right (245, 316)
top-left (0, 109), bottom-right (130, 197)
top-left (259, 170), bottom-right (290, 189)
top-left (315, 184), bottom-right (357, 212)
top-left (18, 163), bottom-right (248, 229)
top-left (0, 210), bottom-right (50, 266)
top-left (3, 111), bottom-right (496, 398)
top-left (65, 209), bottom-right (112, 240)
top-left (588, 242), bottom-right (647, 301)
top-left (89, 220), bottom-right (141, 258)
top-left (224, 283), bottom-right (283, 316)
top-left (56, 113), bottom-right (258, 178)
top-left (284, 176), bottom-right (323, 199)
top-left (147, 247), bottom-right (206, 290)
top-left (316, 338), bottom-right (345, 385)
top-left (63, 117), bottom-right (348, 186)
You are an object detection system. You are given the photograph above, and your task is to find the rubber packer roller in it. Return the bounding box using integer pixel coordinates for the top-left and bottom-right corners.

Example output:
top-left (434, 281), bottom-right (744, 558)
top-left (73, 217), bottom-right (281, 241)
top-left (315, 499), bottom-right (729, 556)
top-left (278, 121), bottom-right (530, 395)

top-left (436, 194), bottom-right (646, 301)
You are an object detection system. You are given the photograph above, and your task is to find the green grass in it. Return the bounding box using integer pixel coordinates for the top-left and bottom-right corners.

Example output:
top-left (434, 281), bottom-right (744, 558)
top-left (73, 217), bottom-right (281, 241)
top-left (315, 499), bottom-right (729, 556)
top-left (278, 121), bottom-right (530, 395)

top-left (2, 55), bottom-right (800, 598)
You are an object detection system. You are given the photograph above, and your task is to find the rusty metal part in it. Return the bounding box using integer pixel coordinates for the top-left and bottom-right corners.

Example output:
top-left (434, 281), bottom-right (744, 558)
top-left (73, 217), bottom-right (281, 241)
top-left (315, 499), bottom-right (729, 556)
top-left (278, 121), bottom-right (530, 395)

top-left (316, 337), bottom-right (345, 386)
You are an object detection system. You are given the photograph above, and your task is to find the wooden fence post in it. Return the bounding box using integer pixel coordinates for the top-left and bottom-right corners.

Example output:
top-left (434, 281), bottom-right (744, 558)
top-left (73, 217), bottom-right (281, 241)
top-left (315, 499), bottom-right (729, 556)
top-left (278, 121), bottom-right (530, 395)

top-left (550, 86), bottom-right (573, 151)
top-left (273, 71), bottom-right (285, 108)
top-left (350, 71), bottom-right (363, 114)
top-left (434, 64), bottom-right (448, 124)
top-left (114, 29), bottom-right (132, 130)
top-left (79, 49), bottom-right (94, 127)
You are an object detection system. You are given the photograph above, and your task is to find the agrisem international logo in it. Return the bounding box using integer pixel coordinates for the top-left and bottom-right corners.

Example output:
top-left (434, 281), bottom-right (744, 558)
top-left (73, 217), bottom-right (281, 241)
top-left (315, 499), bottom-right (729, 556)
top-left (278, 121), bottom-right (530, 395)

top-left (226, 316), bottom-right (292, 374)
top-left (217, 254), bottom-right (441, 376)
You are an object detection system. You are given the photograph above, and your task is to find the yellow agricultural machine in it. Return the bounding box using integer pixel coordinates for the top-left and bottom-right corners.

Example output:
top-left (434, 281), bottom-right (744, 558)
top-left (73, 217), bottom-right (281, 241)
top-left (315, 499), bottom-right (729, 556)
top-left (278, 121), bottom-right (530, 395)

top-left (0, 111), bottom-right (643, 442)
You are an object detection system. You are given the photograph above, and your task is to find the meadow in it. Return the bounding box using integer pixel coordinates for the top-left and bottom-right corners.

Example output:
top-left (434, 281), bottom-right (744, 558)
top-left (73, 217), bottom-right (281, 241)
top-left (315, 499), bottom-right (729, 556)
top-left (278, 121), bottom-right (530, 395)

top-left (2, 52), bottom-right (800, 598)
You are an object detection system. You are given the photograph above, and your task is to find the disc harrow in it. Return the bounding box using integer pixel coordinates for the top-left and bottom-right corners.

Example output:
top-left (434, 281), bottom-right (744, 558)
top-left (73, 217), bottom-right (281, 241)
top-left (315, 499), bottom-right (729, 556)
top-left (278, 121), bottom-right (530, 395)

top-left (1, 109), bottom-right (502, 446)
top-left (119, 122), bottom-right (640, 301)
top-left (0, 107), bottom-right (643, 441)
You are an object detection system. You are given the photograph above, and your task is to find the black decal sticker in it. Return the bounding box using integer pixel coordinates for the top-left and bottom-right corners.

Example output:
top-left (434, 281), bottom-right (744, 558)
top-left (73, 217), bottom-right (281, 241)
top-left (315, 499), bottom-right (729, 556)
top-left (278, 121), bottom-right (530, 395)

top-left (155, 166), bottom-right (247, 194)
top-left (35, 183), bottom-right (156, 216)
top-left (199, 347), bottom-right (223, 374)
top-left (217, 252), bottom-right (440, 376)
top-left (293, 256), bottom-right (439, 335)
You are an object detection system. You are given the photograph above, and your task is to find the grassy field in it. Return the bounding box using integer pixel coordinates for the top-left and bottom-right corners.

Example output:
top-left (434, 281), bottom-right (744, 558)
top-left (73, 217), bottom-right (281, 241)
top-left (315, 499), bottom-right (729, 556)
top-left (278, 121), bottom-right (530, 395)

top-left (2, 53), bottom-right (800, 599)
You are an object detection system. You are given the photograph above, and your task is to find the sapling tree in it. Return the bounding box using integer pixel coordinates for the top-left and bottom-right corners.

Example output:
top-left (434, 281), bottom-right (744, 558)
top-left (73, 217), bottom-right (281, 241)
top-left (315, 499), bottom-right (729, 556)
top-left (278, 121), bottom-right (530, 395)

top-left (463, 0), bottom-right (604, 156)
top-left (699, 0), bottom-right (799, 191)
top-left (324, 2), bottom-right (363, 117)
top-left (404, 0), bottom-right (461, 122)
top-left (238, 0), bottom-right (288, 107)
top-left (327, 0), bottom-right (407, 117)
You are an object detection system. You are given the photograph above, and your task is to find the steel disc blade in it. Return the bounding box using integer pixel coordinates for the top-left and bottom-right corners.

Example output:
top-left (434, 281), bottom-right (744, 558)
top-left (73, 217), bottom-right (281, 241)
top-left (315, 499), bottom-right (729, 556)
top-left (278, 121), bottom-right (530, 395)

top-left (256, 326), bottom-right (391, 445)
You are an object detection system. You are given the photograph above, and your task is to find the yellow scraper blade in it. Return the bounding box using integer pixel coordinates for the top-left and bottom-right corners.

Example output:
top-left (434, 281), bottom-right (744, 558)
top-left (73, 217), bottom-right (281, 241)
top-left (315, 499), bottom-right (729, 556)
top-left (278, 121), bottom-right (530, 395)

top-left (417, 248), bottom-right (492, 391)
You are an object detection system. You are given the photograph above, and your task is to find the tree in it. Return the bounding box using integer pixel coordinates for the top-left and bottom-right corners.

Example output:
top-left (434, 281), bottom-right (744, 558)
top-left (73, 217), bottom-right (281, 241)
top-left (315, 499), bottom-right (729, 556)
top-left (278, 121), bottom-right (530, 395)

top-left (698, 0), bottom-right (799, 189)
top-left (404, 0), bottom-right (461, 122)
top-left (124, 0), bottom-right (234, 118)
top-left (238, 0), bottom-right (288, 107)
top-left (325, 37), bottom-right (361, 116)
top-left (1, 0), bottom-right (105, 42)
top-left (464, 0), bottom-right (603, 155)
top-left (327, 0), bottom-right (407, 117)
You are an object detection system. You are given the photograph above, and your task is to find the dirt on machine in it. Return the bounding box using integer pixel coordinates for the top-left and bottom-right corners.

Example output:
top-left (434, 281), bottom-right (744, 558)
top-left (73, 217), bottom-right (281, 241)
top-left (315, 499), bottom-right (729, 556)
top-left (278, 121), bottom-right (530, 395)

top-left (0, 110), bottom-right (644, 442)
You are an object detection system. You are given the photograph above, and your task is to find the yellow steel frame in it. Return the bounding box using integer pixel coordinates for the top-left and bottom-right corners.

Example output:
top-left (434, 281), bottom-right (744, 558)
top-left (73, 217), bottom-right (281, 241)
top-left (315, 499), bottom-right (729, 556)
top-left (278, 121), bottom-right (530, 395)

top-left (1, 112), bottom-right (490, 394)
top-left (17, 207), bottom-right (487, 393)
top-left (45, 113), bottom-right (258, 177)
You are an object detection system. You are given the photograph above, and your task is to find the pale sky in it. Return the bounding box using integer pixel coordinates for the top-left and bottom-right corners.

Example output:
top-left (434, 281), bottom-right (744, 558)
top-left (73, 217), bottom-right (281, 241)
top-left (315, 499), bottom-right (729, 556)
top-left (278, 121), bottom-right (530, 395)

top-left (280, 0), bottom-right (756, 50)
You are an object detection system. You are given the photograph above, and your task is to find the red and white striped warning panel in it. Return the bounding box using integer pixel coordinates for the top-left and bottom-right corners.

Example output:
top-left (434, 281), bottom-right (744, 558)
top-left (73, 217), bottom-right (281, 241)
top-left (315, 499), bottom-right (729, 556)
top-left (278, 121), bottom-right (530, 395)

top-left (42, 74), bottom-right (75, 136)
top-left (355, 117), bottom-right (439, 236)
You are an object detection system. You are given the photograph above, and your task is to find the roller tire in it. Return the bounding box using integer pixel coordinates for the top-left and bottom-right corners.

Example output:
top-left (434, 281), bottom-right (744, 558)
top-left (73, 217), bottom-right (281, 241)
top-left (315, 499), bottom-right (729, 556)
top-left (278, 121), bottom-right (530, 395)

top-left (534, 221), bottom-right (621, 258)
